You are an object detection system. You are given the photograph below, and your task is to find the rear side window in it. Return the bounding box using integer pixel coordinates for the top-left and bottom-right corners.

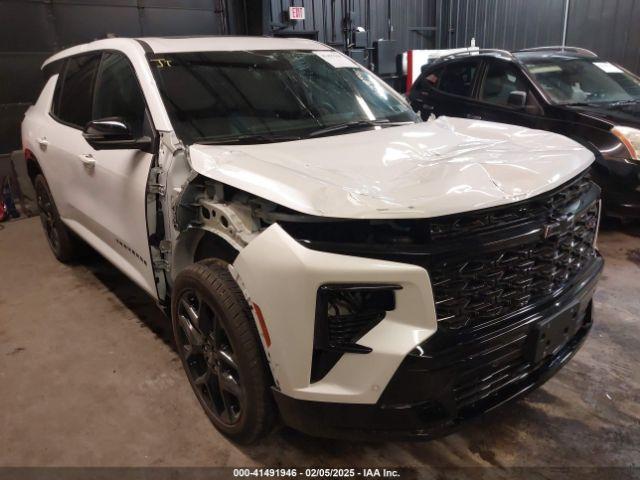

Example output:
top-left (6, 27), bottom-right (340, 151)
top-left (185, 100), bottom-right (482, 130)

top-left (416, 66), bottom-right (444, 90)
top-left (93, 52), bottom-right (146, 136)
top-left (53, 54), bottom-right (101, 128)
top-left (480, 61), bottom-right (530, 106)
top-left (438, 61), bottom-right (479, 97)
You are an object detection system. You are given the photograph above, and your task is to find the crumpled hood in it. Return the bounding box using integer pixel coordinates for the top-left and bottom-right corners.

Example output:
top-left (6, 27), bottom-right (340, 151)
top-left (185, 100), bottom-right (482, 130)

top-left (188, 116), bottom-right (594, 219)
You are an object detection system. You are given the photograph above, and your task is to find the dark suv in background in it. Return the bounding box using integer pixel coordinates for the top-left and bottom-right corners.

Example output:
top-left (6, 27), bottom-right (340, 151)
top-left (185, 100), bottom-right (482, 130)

top-left (408, 46), bottom-right (640, 220)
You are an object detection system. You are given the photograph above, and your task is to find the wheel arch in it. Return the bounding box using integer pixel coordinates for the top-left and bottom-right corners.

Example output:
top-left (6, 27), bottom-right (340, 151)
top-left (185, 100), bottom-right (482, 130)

top-left (172, 227), bottom-right (239, 282)
top-left (24, 149), bottom-right (43, 185)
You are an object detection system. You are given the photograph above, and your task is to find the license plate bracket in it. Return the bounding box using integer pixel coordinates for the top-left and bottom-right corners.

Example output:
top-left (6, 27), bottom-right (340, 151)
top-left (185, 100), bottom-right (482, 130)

top-left (525, 305), bottom-right (582, 364)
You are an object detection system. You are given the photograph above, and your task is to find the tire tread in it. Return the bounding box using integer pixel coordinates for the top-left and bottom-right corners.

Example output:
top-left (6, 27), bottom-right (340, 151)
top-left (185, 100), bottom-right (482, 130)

top-left (34, 174), bottom-right (81, 263)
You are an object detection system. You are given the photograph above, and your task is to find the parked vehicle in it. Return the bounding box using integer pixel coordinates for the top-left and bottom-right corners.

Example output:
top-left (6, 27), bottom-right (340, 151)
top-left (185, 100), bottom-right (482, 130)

top-left (23, 37), bottom-right (602, 442)
top-left (408, 46), bottom-right (640, 220)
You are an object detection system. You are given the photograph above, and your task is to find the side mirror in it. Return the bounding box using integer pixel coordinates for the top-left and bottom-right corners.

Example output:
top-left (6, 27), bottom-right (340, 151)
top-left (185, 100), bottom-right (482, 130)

top-left (507, 91), bottom-right (527, 109)
top-left (83, 117), bottom-right (152, 151)
top-left (410, 101), bottom-right (434, 119)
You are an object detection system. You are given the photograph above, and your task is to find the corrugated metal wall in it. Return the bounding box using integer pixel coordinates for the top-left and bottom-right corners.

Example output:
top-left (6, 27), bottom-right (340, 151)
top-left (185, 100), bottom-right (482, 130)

top-left (566, 0), bottom-right (640, 75)
top-left (441, 0), bottom-right (640, 75)
top-left (391, 0), bottom-right (439, 51)
top-left (0, 0), bottom-right (244, 154)
top-left (441, 0), bottom-right (565, 51)
top-left (265, 0), bottom-right (438, 50)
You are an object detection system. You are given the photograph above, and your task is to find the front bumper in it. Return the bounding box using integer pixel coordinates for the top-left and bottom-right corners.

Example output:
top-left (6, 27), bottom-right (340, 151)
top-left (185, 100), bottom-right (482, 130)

top-left (232, 223), bottom-right (438, 405)
top-left (272, 255), bottom-right (602, 439)
top-left (593, 159), bottom-right (640, 219)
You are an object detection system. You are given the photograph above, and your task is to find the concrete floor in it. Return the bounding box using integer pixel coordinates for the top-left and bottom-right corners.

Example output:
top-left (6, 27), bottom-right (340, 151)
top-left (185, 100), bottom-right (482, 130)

top-left (0, 217), bottom-right (639, 468)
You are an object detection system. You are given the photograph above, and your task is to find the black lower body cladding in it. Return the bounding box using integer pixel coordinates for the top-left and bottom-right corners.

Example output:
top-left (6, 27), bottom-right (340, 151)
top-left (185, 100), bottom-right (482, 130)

top-left (276, 170), bottom-right (602, 439)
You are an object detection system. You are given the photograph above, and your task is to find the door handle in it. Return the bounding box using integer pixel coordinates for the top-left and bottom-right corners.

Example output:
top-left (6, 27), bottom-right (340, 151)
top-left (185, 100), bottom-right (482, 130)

top-left (36, 137), bottom-right (49, 148)
top-left (466, 114), bottom-right (482, 120)
top-left (78, 154), bottom-right (95, 167)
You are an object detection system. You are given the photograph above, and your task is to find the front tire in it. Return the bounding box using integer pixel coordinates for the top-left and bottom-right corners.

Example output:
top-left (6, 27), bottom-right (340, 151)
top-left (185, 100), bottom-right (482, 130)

top-left (34, 174), bottom-right (80, 263)
top-left (171, 260), bottom-right (275, 444)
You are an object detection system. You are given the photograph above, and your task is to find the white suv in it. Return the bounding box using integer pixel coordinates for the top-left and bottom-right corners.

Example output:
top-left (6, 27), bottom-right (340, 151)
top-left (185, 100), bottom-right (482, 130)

top-left (22, 36), bottom-right (603, 443)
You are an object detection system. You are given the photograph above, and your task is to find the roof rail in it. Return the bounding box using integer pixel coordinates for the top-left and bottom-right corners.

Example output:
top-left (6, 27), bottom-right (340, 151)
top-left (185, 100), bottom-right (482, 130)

top-left (440, 48), bottom-right (515, 62)
top-left (517, 46), bottom-right (597, 57)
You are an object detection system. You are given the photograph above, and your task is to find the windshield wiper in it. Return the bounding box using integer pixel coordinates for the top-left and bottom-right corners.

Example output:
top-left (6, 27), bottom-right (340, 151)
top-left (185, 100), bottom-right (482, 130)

top-left (563, 102), bottom-right (599, 107)
top-left (194, 120), bottom-right (414, 144)
top-left (565, 100), bottom-right (640, 109)
top-left (308, 120), bottom-right (413, 138)
top-left (195, 133), bottom-right (302, 145)
top-left (608, 99), bottom-right (639, 106)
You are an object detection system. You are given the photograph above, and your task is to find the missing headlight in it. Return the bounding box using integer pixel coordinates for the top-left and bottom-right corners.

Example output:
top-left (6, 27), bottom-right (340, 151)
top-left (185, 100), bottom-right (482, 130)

top-left (311, 284), bottom-right (401, 383)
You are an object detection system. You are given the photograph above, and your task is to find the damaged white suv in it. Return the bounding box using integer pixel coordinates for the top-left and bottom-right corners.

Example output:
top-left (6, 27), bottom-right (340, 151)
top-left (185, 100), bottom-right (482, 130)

top-left (23, 37), bottom-right (603, 443)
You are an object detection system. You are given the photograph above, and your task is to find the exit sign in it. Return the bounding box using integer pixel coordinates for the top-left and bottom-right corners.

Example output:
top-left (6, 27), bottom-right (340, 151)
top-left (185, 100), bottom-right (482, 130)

top-left (289, 6), bottom-right (305, 20)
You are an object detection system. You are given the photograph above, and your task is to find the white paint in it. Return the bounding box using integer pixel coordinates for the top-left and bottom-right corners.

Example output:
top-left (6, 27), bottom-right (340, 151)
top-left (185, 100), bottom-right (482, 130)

top-left (233, 223), bottom-right (436, 403)
top-left (43, 38), bottom-right (327, 67)
top-left (190, 116), bottom-right (594, 220)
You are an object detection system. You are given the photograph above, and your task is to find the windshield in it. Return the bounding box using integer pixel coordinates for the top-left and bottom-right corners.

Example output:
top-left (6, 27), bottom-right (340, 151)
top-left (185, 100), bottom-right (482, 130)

top-left (148, 50), bottom-right (418, 145)
top-left (523, 57), bottom-right (640, 105)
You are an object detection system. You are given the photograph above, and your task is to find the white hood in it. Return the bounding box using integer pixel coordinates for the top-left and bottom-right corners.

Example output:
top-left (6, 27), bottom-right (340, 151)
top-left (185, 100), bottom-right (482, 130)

top-left (188, 116), bottom-right (594, 219)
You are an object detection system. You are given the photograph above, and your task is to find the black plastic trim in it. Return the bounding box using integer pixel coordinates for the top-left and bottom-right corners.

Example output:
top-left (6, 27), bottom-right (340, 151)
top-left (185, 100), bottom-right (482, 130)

top-left (311, 283), bottom-right (402, 383)
top-left (134, 39), bottom-right (154, 55)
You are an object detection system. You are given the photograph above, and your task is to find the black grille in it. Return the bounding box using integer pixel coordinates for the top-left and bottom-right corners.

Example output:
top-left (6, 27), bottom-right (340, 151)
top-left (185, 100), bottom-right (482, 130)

top-left (428, 172), bottom-right (594, 240)
top-left (429, 178), bottom-right (599, 332)
top-left (382, 173), bottom-right (603, 415)
top-left (328, 310), bottom-right (384, 344)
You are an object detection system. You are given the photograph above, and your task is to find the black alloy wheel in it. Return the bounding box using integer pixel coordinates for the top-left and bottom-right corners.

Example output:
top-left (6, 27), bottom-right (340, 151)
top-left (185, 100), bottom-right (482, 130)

top-left (176, 288), bottom-right (244, 425)
top-left (36, 179), bottom-right (60, 252)
top-left (34, 174), bottom-right (79, 262)
top-left (172, 260), bottom-right (275, 443)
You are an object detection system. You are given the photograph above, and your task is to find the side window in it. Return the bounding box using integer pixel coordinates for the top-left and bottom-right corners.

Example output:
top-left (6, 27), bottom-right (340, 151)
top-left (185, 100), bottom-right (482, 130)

top-left (438, 61), bottom-right (479, 97)
top-left (54, 54), bottom-right (101, 128)
top-left (93, 52), bottom-right (146, 136)
top-left (480, 61), bottom-right (531, 107)
top-left (420, 66), bottom-right (444, 89)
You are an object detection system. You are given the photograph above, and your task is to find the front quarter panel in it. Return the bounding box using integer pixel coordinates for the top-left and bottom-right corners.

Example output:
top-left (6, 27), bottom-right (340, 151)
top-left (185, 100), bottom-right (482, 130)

top-left (231, 223), bottom-right (437, 404)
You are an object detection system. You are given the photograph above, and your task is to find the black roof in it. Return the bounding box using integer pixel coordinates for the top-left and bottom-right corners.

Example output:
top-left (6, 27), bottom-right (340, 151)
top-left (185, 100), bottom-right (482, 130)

top-left (428, 46), bottom-right (598, 68)
top-left (515, 46), bottom-right (597, 58)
